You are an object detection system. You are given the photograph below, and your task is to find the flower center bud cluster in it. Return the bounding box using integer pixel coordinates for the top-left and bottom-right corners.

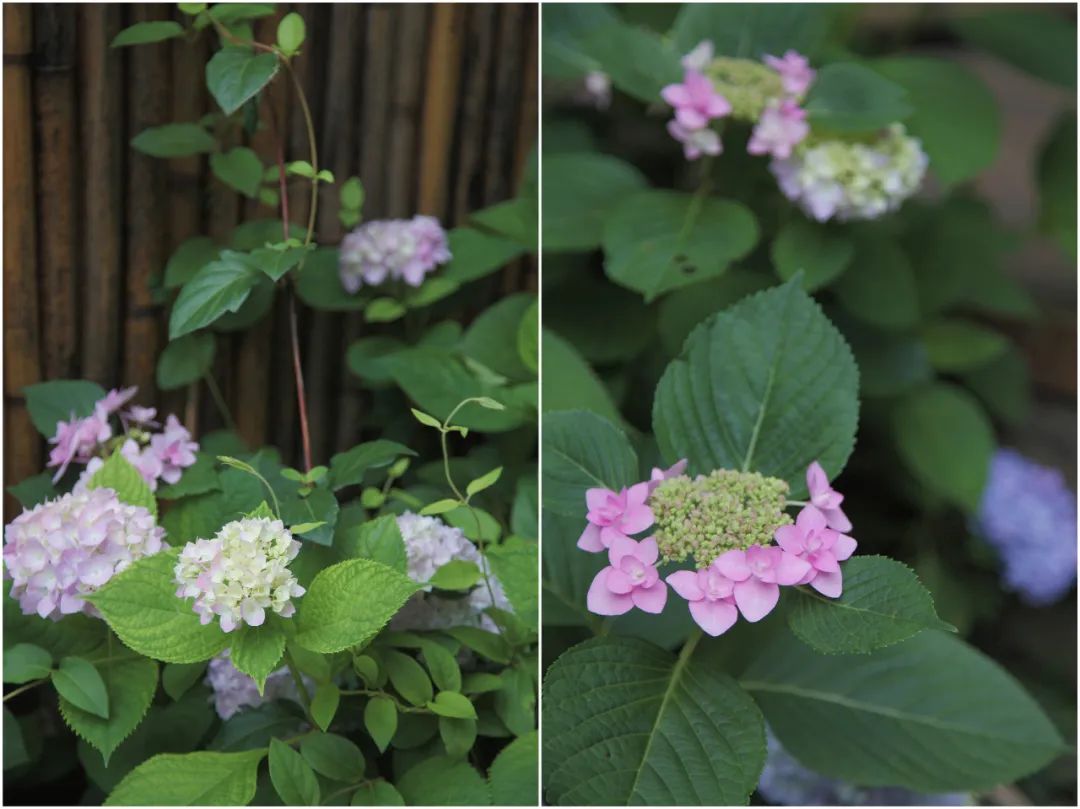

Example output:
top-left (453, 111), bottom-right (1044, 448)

top-left (704, 57), bottom-right (786, 121)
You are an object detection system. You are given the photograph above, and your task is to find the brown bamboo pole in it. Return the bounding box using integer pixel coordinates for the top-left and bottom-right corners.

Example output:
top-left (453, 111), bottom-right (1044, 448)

top-left (417, 4), bottom-right (465, 219)
top-left (511, 5), bottom-right (539, 296)
top-left (78, 4), bottom-right (125, 386)
top-left (33, 5), bottom-right (79, 382)
top-left (485, 5), bottom-right (524, 207)
top-left (386, 6), bottom-right (429, 219)
top-left (452, 5), bottom-right (496, 222)
top-left (4, 5), bottom-right (42, 520)
top-left (123, 3), bottom-right (171, 400)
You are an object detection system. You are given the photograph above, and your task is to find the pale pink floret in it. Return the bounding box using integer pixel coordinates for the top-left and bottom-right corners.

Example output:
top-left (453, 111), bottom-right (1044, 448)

top-left (774, 505), bottom-right (857, 598)
top-left (667, 565), bottom-right (739, 636)
top-left (806, 460), bottom-right (852, 532)
top-left (47, 409), bottom-right (112, 482)
top-left (681, 40), bottom-right (715, 72)
top-left (577, 482), bottom-right (654, 552)
top-left (661, 70), bottom-right (731, 130)
top-left (648, 458), bottom-right (688, 493)
top-left (97, 386), bottom-right (138, 415)
top-left (150, 414), bottom-right (199, 485)
top-left (764, 50), bottom-right (816, 97)
top-left (586, 536), bottom-right (668, 616)
top-left (667, 121), bottom-right (723, 161)
top-left (748, 99), bottom-right (809, 160)
top-left (714, 545), bottom-right (811, 622)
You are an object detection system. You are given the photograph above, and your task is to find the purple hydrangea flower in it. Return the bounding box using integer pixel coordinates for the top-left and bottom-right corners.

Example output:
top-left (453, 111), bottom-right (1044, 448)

top-left (759, 729), bottom-right (970, 806)
top-left (3, 488), bottom-right (166, 620)
top-left (205, 652), bottom-right (307, 720)
top-left (338, 215), bottom-right (452, 293)
top-left (974, 449), bottom-right (1077, 606)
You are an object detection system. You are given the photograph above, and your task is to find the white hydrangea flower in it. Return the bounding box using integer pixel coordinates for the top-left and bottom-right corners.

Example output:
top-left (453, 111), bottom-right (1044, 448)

top-left (174, 517), bottom-right (305, 633)
top-left (770, 124), bottom-right (928, 222)
top-left (391, 511), bottom-right (511, 633)
top-left (205, 651), bottom-right (306, 720)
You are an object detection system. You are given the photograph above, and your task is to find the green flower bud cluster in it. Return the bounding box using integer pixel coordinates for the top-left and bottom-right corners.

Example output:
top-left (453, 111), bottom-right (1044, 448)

top-left (704, 57), bottom-right (785, 121)
top-left (650, 469), bottom-right (791, 566)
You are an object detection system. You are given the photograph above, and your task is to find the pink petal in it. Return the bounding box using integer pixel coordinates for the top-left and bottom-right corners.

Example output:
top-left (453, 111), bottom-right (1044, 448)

top-left (600, 526), bottom-right (628, 549)
top-left (676, 108), bottom-right (707, 130)
top-left (666, 570), bottom-right (704, 602)
top-left (774, 524), bottom-right (805, 554)
top-left (705, 94), bottom-right (731, 117)
top-left (806, 461), bottom-right (828, 496)
top-left (607, 534), bottom-right (639, 567)
top-left (833, 533), bottom-right (857, 561)
top-left (587, 569), bottom-right (634, 615)
top-left (733, 577), bottom-right (780, 622)
top-left (824, 506), bottom-right (853, 533)
top-left (774, 551), bottom-right (813, 586)
top-left (634, 537), bottom-right (659, 566)
top-left (661, 84), bottom-right (691, 106)
top-left (809, 551), bottom-right (840, 574)
top-left (810, 569), bottom-right (843, 598)
top-left (585, 487), bottom-right (615, 514)
top-left (606, 569), bottom-right (635, 595)
top-left (625, 481), bottom-right (650, 507)
top-left (577, 523), bottom-right (604, 552)
top-left (796, 505), bottom-right (827, 533)
top-left (689, 599), bottom-right (739, 637)
top-left (714, 549), bottom-right (751, 582)
top-left (620, 503), bottom-right (655, 535)
top-left (631, 581), bottom-right (668, 614)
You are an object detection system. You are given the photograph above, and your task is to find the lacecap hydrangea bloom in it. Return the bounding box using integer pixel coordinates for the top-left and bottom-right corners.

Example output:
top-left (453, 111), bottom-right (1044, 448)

top-left (205, 651), bottom-right (306, 720)
top-left (973, 449), bottom-right (1077, 606)
top-left (759, 728), bottom-right (970, 806)
top-left (3, 488), bottom-right (166, 620)
top-left (578, 460), bottom-right (857, 635)
top-left (338, 215), bottom-right (451, 293)
top-left (174, 517), bottom-right (305, 632)
top-left (391, 511), bottom-right (511, 633)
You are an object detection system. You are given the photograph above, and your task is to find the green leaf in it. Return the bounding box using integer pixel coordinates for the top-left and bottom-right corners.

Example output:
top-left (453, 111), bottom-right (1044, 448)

top-left (396, 756), bottom-right (491, 806)
top-left (429, 560), bottom-right (482, 591)
top-left (892, 383), bottom-right (994, 511)
top-left (205, 47), bottom-right (280, 116)
top-left (444, 627), bottom-right (511, 665)
top-left (486, 537), bottom-right (538, 631)
top-left (428, 691), bottom-right (477, 720)
top-left (365, 297), bottom-right (407, 323)
top-left (671, 3), bottom-right (832, 58)
top-left (952, 10), bottom-right (1076, 89)
top-left (542, 511), bottom-right (605, 629)
top-left (249, 245), bottom-right (308, 282)
top-left (874, 57), bottom-right (1000, 185)
top-left (311, 682), bottom-right (340, 732)
top-left (743, 629), bottom-right (1065, 791)
top-left (111, 20), bottom-right (185, 47)
top-left (295, 247), bottom-right (365, 310)
top-left (269, 737), bottom-right (320, 805)
top-left (105, 749), bottom-right (266, 805)
top-left (471, 197), bottom-right (537, 248)
top-left (383, 650), bottom-right (434, 707)
top-left (338, 512), bottom-right (407, 572)
top-left (461, 294), bottom-right (536, 382)
top-left (209, 701), bottom-right (301, 753)
top-left (52, 657), bottom-right (110, 719)
top-left (541, 330), bottom-right (621, 424)
top-left (229, 625), bottom-right (285, 693)
top-left (364, 695), bottom-right (397, 753)
top-left (834, 237), bottom-right (919, 329)
top-left (804, 62), bottom-right (911, 133)
top-left (517, 300), bottom-right (539, 374)
top-left (58, 657), bottom-right (157, 766)
top-left (4, 706), bottom-right (29, 770)
top-left (23, 379), bottom-right (106, 436)
top-left (541, 410), bottom-right (638, 518)
top-left (87, 451), bottom-right (157, 517)
top-left (411, 408), bottom-right (443, 429)
top-left (86, 550), bottom-right (229, 663)
top-left (542, 153), bottom-right (647, 252)
top-left (787, 556), bottom-right (952, 654)
top-left (1037, 113), bottom-right (1077, 259)
top-left (328, 440), bottom-right (415, 490)
top-left (157, 452), bottom-right (220, 500)
top-left (3, 643), bottom-right (52, 683)
top-left (962, 345), bottom-right (1032, 427)
top-left (210, 147), bottom-right (263, 198)
top-left (419, 640), bottom-right (462, 694)
top-left (279, 487), bottom-right (338, 547)
top-left (169, 252), bottom-right (260, 339)
top-left (465, 467), bottom-right (502, 498)
top-left (276, 12), bottom-right (306, 56)
top-left (7, 472), bottom-right (58, 507)
top-left (294, 558), bottom-right (419, 654)
top-left (300, 732), bottom-right (364, 782)
top-left (161, 662), bottom-right (207, 701)
top-left (840, 317), bottom-right (932, 399)
top-left (340, 177), bottom-right (364, 210)
top-left (156, 332), bottom-right (216, 390)
top-left (488, 730), bottom-right (537, 806)
top-left (653, 279), bottom-right (859, 498)
top-left (603, 191), bottom-right (759, 301)
top-left (164, 237), bottom-right (221, 289)
top-left (576, 22), bottom-right (681, 103)
top-left (544, 636), bottom-right (766, 805)
top-left (771, 219), bottom-right (853, 291)
top-left (922, 319), bottom-right (1007, 372)
top-left (351, 779), bottom-right (404, 806)
top-left (130, 123), bottom-right (216, 158)
top-left (441, 228), bottom-right (524, 285)
top-left (439, 715), bottom-right (477, 758)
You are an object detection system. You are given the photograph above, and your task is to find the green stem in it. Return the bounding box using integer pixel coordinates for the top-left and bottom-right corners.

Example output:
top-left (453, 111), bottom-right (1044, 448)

top-left (3, 679), bottom-right (48, 702)
top-left (203, 373), bottom-right (236, 432)
top-left (283, 649), bottom-right (314, 721)
top-left (338, 688), bottom-right (433, 714)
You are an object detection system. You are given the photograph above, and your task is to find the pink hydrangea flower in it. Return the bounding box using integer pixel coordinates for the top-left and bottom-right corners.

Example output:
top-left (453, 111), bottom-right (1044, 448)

top-left (338, 215), bottom-right (452, 292)
top-left (47, 408), bottom-right (112, 482)
top-left (681, 40), bottom-right (715, 72)
top-left (806, 460), bottom-right (852, 532)
top-left (648, 458), bottom-right (688, 493)
top-left (714, 544), bottom-right (811, 622)
top-left (667, 564), bottom-right (739, 636)
top-left (764, 50), bottom-right (816, 97)
top-left (666, 120), bottom-right (722, 161)
top-left (748, 99), bottom-right (809, 160)
top-left (661, 70), bottom-right (731, 130)
top-left (124, 405), bottom-right (158, 427)
top-left (586, 536), bottom-right (668, 616)
top-left (97, 386), bottom-right (138, 415)
top-left (150, 414), bottom-right (199, 485)
top-left (775, 505), bottom-right (857, 598)
top-left (577, 482), bottom-right (653, 552)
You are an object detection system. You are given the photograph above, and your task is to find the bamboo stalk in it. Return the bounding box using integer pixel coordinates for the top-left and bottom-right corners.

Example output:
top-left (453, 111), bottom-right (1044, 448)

top-left (386, 6), bottom-right (429, 219)
top-left (452, 5), bottom-right (496, 222)
top-left (4, 5), bottom-right (42, 520)
top-left (417, 4), bottom-right (465, 219)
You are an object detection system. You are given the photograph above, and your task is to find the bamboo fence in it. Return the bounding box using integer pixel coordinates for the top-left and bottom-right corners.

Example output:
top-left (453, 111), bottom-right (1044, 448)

top-left (2, 3), bottom-right (539, 518)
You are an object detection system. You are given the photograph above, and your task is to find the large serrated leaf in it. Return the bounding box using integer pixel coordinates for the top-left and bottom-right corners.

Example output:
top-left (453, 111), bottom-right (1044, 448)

top-left (541, 410), bottom-right (639, 519)
top-left (169, 252), bottom-right (260, 339)
top-left (59, 657), bottom-right (157, 766)
top-left (543, 636), bottom-right (766, 805)
top-left (86, 551), bottom-right (229, 664)
top-left (396, 756), bottom-right (491, 806)
top-left (486, 537), bottom-right (538, 632)
top-left (87, 452), bottom-right (157, 518)
top-left (743, 629), bottom-right (1065, 791)
top-left (105, 749), bottom-right (266, 805)
top-left (653, 279), bottom-right (859, 498)
top-left (229, 625), bottom-right (285, 694)
top-left (787, 556), bottom-right (952, 654)
top-left (489, 730), bottom-right (538, 806)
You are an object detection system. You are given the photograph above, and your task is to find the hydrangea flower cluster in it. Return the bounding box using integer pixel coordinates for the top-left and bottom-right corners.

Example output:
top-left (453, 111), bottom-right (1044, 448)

top-left (390, 512), bottom-right (511, 633)
top-left (174, 517), bottom-right (305, 633)
top-left (3, 488), bottom-right (166, 620)
top-left (973, 449), bottom-right (1077, 606)
top-left (770, 124), bottom-right (929, 222)
top-left (759, 728), bottom-right (970, 806)
top-left (49, 385), bottom-right (198, 491)
top-left (205, 651), bottom-right (306, 720)
top-left (578, 460), bottom-right (857, 636)
top-left (338, 215), bottom-right (451, 292)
